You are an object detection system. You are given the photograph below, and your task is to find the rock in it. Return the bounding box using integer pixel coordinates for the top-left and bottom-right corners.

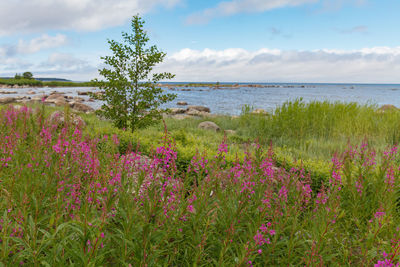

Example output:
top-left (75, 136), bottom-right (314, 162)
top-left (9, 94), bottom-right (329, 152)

top-left (0, 90), bottom-right (17, 94)
top-left (0, 97), bottom-right (16, 104)
top-left (168, 108), bottom-right (186, 115)
top-left (50, 91), bottom-right (65, 95)
top-left (177, 101), bottom-right (188, 106)
top-left (30, 95), bottom-right (47, 103)
top-left (48, 111), bottom-right (86, 129)
top-left (26, 90), bottom-right (36, 95)
top-left (77, 91), bottom-right (89, 95)
top-left (198, 121), bottom-right (221, 132)
top-left (224, 129), bottom-right (237, 135)
top-left (378, 104), bottom-right (398, 113)
top-left (71, 102), bottom-right (94, 113)
top-left (44, 94), bottom-right (66, 104)
top-left (187, 105), bottom-right (210, 113)
top-left (54, 99), bottom-right (69, 107)
top-left (73, 96), bottom-right (85, 103)
top-left (251, 108), bottom-right (267, 115)
top-left (186, 109), bottom-right (212, 117)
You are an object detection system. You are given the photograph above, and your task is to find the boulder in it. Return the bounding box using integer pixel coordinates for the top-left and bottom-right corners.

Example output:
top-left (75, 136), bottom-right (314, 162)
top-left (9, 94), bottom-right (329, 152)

top-left (0, 90), bottom-right (17, 94)
top-left (186, 109), bottom-right (212, 117)
top-left (30, 95), bottom-right (47, 103)
top-left (71, 102), bottom-right (94, 113)
top-left (187, 105), bottom-right (210, 113)
top-left (168, 108), bottom-right (186, 115)
top-left (73, 96), bottom-right (85, 102)
top-left (251, 108), bottom-right (267, 115)
top-left (177, 101), bottom-right (188, 106)
top-left (26, 90), bottom-right (36, 95)
top-left (44, 94), bottom-right (66, 104)
top-left (77, 91), bottom-right (89, 95)
top-left (198, 121), bottom-right (221, 132)
top-left (54, 99), bottom-right (69, 107)
top-left (0, 97), bottom-right (16, 104)
top-left (48, 111), bottom-right (86, 128)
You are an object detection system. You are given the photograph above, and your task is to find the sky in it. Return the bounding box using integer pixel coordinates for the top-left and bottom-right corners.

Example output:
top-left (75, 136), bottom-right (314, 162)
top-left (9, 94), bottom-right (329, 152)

top-left (1, 0), bottom-right (400, 83)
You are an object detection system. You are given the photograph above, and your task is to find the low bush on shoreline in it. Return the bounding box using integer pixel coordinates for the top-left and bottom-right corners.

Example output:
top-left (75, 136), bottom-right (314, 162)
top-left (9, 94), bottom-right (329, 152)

top-left (0, 78), bottom-right (96, 87)
top-left (0, 104), bottom-right (399, 265)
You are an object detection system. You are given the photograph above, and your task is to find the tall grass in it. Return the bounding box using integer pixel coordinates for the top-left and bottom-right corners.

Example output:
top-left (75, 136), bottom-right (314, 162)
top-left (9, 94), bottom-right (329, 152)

top-left (238, 99), bottom-right (400, 160)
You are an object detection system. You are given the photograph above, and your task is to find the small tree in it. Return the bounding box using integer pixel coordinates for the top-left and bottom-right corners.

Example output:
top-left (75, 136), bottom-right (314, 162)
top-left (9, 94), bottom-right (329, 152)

top-left (14, 73), bottom-right (22, 79)
top-left (93, 15), bottom-right (176, 132)
top-left (22, 72), bottom-right (33, 79)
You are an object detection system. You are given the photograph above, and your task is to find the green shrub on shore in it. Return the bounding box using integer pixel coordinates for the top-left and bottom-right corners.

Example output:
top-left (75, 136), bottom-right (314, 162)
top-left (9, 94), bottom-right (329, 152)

top-left (0, 78), bottom-right (97, 87)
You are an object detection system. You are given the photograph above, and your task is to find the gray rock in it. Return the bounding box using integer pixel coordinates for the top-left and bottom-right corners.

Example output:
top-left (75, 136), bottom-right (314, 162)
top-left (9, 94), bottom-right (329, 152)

top-left (54, 99), bottom-right (69, 107)
top-left (187, 105), bottom-right (210, 113)
top-left (177, 101), bottom-right (188, 106)
top-left (44, 94), bottom-right (66, 104)
top-left (251, 108), bottom-right (267, 115)
top-left (0, 97), bottom-right (16, 104)
top-left (48, 111), bottom-right (86, 128)
top-left (186, 109), bottom-right (212, 117)
top-left (73, 96), bottom-right (85, 102)
top-left (77, 91), bottom-right (88, 95)
top-left (71, 102), bottom-right (94, 113)
top-left (198, 121), bottom-right (221, 132)
top-left (168, 108), bottom-right (186, 115)
top-left (0, 90), bottom-right (17, 94)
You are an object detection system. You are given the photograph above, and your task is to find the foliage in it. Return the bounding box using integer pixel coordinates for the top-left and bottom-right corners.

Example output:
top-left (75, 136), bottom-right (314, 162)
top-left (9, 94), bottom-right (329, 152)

top-left (0, 78), bottom-right (97, 87)
top-left (0, 104), bottom-right (400, 265)
top-left (22, 72), bottom-right (33, 79)
top-left (92, 15), bottom-right (176, 132)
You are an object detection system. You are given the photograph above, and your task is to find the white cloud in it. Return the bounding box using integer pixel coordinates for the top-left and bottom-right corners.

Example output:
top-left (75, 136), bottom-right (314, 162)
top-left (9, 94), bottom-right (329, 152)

top-left (0, 0), bottom-right (181, 35)
top-left (0, 34), bottom-right (68, 65)
top-left (39, 53), bottom-right (91, 71)
top-left (186, 0), bottom-right (317, 24)
top-left (155, 47), bottom-right (400, 83)
top-left (16, 34), bottom-right (68, 54)
top-left (186, 0), bottom-right (366, 24)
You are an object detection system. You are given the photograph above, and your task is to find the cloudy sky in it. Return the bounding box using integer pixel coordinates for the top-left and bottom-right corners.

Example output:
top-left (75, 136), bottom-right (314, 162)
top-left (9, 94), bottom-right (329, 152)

top-left (1, 0), bottom-right (399, 83)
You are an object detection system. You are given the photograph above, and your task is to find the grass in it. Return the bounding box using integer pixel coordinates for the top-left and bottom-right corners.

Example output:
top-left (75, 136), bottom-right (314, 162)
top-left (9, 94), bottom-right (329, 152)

top-left (1, 100), bottom-right (400, 265)
top-left (0, 78), bottom-right (97, 87)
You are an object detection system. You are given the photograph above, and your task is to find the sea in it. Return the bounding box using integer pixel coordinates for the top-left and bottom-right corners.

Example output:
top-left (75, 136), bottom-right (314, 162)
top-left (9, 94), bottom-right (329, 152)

top-left (3, 83), bottom-right (400, 115)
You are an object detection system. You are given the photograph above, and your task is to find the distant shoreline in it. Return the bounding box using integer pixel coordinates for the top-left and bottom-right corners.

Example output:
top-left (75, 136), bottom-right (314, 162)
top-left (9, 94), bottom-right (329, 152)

top-left (0, 78), bottom-right (97, 88)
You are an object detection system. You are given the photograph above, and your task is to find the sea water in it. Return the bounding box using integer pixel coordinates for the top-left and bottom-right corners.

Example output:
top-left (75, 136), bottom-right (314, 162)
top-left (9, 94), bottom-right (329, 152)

top-left (3, 83), bottom-right (400, 115)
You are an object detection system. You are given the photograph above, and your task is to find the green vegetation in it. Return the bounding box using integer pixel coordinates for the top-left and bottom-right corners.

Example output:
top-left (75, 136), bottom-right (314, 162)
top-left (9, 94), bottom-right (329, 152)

top-left (0, 78), bottom-right (97, 87)
top-left (93, 15), bottom-right (176, 132)
top-left (78, 99), bottom-right (400, 185)
top-left (0, 102), bottom-right (399, 265)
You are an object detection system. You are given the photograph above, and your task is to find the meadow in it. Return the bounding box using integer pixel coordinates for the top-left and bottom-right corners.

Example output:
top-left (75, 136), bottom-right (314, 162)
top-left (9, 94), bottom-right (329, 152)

top-left (0, 100), bottom-right (399, 266)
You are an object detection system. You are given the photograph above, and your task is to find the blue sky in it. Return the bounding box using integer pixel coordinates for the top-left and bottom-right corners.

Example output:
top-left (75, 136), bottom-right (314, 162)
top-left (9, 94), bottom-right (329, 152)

top-left (1, 0), bottom-right (400, 83)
